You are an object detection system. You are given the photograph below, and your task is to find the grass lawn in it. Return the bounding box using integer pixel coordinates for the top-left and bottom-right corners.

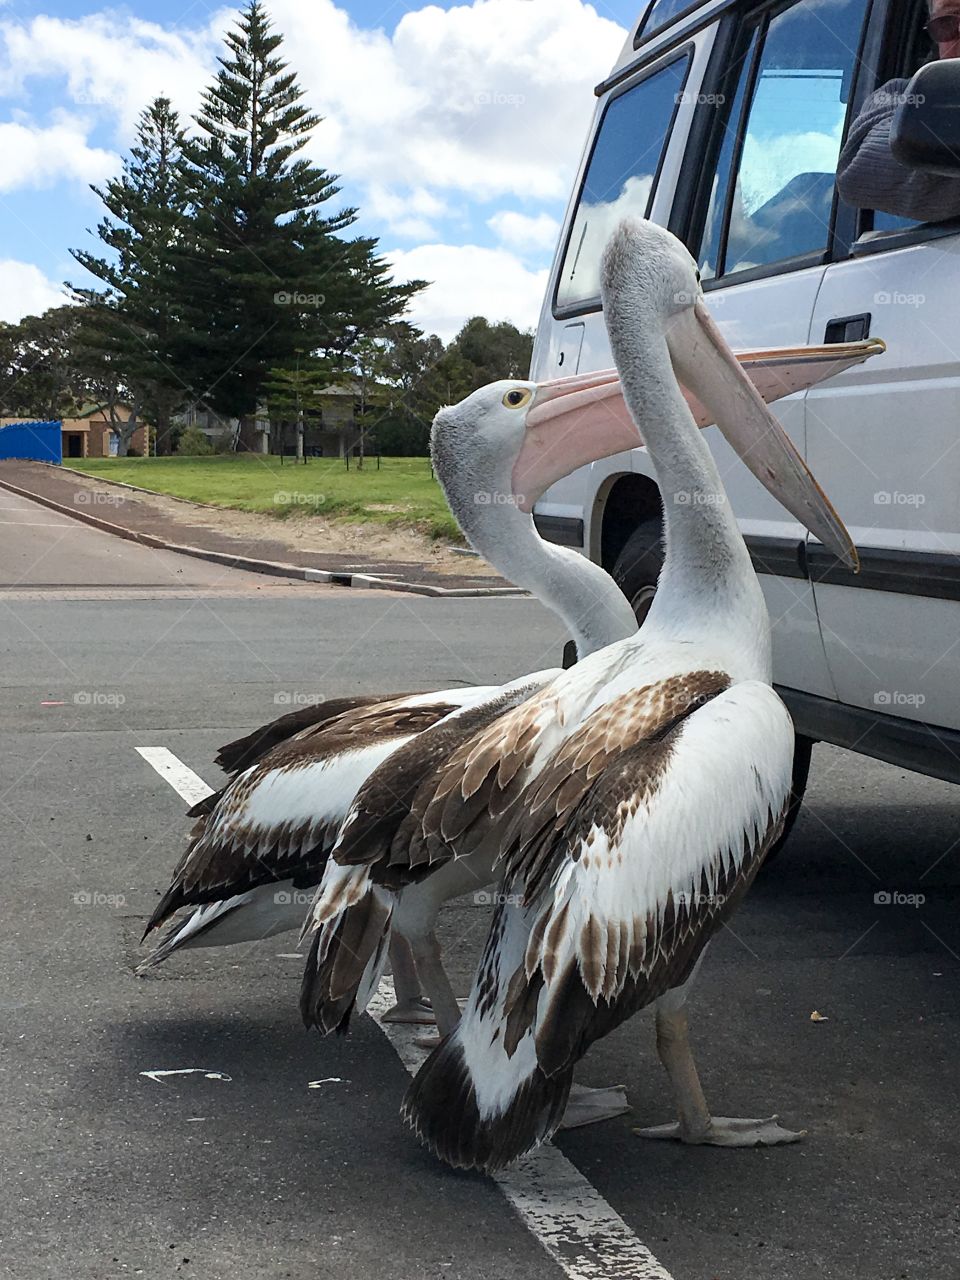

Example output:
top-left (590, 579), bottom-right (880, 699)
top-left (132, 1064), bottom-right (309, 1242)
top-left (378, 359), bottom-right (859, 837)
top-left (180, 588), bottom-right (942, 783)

top-left (64, 454), bottom-right (460, 541)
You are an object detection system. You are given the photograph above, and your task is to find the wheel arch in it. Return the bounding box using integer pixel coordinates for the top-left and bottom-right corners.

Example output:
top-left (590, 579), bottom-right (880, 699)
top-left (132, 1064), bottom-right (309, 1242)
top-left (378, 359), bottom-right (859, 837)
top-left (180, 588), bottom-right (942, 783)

top-left (593, 472), bottom-right (664, 571)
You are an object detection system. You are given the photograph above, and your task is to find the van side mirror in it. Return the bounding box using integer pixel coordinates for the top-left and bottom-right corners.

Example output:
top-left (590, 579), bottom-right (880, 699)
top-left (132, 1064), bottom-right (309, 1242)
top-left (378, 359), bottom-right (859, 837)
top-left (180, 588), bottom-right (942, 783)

top-left (890, 59), bottom-right (960, 175)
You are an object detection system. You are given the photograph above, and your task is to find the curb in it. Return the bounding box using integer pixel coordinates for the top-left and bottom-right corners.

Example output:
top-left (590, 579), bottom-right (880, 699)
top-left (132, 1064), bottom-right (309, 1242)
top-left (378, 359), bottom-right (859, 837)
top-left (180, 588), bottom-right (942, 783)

top-left (0, 475), bottom-right (526, 599)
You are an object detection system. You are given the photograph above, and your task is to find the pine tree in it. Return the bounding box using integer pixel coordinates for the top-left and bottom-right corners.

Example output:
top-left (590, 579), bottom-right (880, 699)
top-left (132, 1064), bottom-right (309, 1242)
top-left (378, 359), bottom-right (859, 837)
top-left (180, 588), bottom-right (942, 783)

top-left (70, 97), bottom-right (189, 453)
top-left (173, 1), bottom-right (421, 450)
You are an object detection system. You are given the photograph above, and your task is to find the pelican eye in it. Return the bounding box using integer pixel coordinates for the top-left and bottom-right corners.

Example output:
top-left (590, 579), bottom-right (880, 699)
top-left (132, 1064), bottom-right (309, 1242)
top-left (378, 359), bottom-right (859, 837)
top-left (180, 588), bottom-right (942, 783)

top-left (502, 388), bottom-right (532, 409)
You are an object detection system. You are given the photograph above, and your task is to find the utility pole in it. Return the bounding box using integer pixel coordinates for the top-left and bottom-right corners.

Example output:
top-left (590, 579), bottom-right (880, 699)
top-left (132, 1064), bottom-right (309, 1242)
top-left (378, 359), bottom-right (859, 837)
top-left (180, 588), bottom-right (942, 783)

top-left (295, 348), bottom-right (304, 463)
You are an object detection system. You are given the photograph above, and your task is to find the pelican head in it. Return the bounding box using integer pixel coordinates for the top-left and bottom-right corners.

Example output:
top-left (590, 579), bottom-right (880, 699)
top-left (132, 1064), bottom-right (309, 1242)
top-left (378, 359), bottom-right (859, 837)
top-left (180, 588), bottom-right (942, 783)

top-left (600, 216), bottom-right (858, 570)
top-left (430, 370), bottom-right (623, 520)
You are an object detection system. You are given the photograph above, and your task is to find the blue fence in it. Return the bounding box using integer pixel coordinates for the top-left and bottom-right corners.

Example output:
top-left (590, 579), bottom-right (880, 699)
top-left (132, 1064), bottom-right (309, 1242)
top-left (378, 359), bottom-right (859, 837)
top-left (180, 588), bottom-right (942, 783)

top-left (0, 421), bottom-right (62, 464)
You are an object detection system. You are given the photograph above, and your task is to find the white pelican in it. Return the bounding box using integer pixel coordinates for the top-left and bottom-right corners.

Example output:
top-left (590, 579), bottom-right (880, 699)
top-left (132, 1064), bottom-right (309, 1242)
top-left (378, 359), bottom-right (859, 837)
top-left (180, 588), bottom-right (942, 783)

top-left (399, 217), bottom-right (864, 1172)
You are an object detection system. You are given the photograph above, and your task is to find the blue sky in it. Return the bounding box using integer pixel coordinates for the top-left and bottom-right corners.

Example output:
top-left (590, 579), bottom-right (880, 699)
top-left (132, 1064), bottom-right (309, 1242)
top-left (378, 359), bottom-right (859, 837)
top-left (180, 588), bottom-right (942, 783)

top-left (0, 0), bottom-right (640, 339)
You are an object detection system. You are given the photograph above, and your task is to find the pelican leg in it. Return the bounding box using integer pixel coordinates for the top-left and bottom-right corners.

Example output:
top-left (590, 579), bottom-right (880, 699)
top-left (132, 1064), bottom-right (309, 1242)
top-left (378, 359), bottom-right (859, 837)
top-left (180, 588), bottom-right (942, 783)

top-left (380, 935), bottom-right (435, 1026)
top-left (634, 1005), bottom-right (805, 1147)
top-left (408, 931), bottom-right (462, 1046)
top-left (558, 1083), bottom-right (631, 1129)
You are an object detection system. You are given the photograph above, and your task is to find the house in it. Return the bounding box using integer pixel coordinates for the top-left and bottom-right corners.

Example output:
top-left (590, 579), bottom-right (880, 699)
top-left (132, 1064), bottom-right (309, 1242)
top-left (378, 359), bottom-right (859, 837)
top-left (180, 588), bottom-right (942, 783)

top-left (275, 382), bottom-right (385, 458)
top-left (60, 403), bottom-right (149, 458)
top-left (171, 382), bottom-right (387, 457)
top-left (1, 407), bottom-right (149, 460)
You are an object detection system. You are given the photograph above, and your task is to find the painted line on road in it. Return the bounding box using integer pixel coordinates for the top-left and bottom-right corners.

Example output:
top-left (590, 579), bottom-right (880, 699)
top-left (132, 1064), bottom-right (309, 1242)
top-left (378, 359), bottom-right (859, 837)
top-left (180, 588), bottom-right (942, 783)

top-left (136, 746), bottom-right (216, 808)
top-left (139, 745), bottom-right (675, 1280)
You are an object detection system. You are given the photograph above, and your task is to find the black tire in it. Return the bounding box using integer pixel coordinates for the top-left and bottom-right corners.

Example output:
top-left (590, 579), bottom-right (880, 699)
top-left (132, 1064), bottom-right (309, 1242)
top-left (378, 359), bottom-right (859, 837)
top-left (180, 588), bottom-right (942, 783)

top-left (611, 516), bottom-right (665, 625)
top-left (762, 732), bottom-right (814, 866)
top-left (562, 517), bottom-right (664, 668)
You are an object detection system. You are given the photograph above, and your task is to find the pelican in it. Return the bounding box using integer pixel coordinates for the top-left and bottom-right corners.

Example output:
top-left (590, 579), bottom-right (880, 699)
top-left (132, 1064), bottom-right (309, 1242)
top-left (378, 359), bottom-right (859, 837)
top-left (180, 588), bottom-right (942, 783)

top-left (400, 217), bottom-right (867, 1172)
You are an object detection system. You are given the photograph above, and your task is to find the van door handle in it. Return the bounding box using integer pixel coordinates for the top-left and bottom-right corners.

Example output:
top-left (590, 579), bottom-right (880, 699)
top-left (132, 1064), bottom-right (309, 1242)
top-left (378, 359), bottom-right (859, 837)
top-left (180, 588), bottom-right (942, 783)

top-left (824, 313), bottom-right (871, 343)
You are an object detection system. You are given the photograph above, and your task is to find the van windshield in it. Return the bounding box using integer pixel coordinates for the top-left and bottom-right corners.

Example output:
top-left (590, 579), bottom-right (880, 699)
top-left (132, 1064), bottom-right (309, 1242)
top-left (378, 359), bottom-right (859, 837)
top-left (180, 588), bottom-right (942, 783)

top-left (556, 56), bottom-right (689, 311)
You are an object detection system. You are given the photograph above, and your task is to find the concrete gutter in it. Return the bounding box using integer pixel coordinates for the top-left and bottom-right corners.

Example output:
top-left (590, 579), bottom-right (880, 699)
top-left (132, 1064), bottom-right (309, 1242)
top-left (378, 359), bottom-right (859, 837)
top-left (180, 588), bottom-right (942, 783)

top-left (0, 474), bottom-right (526, 599)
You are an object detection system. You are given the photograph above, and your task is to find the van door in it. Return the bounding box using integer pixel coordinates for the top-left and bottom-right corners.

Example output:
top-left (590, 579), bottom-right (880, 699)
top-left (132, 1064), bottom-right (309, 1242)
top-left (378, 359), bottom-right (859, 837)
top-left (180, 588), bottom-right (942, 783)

top-left (806, 232), bottom-right (960, 728)
top-left (680, 0), bottom-right (871, 699)
top-left (555, 323), bottom-right (585, 377)
top-left (799, 0), bottom-right (960, 731)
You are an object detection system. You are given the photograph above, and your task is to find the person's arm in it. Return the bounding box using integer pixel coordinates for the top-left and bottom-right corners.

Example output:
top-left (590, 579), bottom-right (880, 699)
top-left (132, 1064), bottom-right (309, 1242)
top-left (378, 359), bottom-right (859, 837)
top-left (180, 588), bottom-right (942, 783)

top-left (837, 77), bottom-right (960, 223)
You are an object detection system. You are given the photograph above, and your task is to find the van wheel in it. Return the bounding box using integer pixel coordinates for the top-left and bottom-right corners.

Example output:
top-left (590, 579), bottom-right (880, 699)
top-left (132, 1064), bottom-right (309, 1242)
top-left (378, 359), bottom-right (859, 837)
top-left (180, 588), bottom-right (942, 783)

top-left (763, 733), bottom-right (814, 866)
top-left (564, 517), bottom-right (664, 666)
top-left (612, 516), bottom-right (665, 625)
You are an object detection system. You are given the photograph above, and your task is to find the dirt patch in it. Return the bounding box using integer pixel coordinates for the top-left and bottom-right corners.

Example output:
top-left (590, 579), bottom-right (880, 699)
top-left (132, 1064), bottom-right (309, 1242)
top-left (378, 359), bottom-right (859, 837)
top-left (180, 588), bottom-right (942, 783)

top-left (97, 483), bottom-right (496, 577)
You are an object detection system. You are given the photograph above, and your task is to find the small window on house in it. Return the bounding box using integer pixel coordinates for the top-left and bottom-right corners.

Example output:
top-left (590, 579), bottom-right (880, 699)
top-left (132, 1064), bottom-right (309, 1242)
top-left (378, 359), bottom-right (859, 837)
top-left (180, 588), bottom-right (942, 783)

top-left (555, 56), bottom-right (690, 312)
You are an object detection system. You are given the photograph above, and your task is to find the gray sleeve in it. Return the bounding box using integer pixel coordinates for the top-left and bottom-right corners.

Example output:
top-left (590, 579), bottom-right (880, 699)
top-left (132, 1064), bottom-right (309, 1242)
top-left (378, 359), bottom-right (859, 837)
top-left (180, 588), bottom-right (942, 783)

top-left (836, 78), bottom-right (960, 223)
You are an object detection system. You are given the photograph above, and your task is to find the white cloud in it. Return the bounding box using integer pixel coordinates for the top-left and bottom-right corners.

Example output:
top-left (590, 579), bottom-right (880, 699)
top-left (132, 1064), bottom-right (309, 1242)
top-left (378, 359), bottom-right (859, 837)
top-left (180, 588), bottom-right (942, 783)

top-left (0, 12), bottom-right (223, 134)
top-left (0, 0), bottom-right (625, 205)
top-left (363, 184), bottom-right (450, 240)
top-left (0, 260), bottom-right (69, 321)
top-left (488, 210), bottom-right (561, 254)
top-left (0, 119), bottom-right (117, 193)
top-left (275, 0), bottom-right (626, 203)
top-left (0, 1), bottom-right (626, 331)
top-left (387, 242), bottom-right (547, 342)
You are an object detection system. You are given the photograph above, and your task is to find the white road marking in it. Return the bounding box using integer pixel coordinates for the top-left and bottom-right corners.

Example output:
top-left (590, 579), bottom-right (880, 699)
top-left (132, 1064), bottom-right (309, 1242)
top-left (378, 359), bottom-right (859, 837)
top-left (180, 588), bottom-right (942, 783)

top-left (136, 746), bottom-right (215, 807)
top-left (140, 746), bottom-right (676, 1280)
top-left (367, 981), bottom-right (674, 1280)
top-left (140, 1069), bottom-right (232, 1083)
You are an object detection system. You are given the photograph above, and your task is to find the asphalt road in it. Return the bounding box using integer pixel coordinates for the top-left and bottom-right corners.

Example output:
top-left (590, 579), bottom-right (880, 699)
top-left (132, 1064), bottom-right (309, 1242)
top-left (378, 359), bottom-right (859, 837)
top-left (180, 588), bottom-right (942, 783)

top-left (1, 494), bottom-right (958, 1280)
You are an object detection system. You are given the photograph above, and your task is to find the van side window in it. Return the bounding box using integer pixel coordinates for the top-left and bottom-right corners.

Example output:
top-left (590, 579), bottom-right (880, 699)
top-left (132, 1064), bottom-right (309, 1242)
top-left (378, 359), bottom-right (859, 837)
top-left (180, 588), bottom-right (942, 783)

top-left (556, 57), bottom-right (689, 311)
top-left (842, 0), bottom-right (938, 236)
top-left (700, 0), bottom-right (868, 280)
top-left (635, 0), bottom-right (695, 45)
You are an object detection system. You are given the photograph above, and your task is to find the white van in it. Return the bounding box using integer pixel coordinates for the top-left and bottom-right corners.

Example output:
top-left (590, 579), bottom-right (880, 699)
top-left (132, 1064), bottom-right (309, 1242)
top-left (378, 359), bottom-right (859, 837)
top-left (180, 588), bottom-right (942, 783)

top-left (531, 0), bottom-right (960, 822)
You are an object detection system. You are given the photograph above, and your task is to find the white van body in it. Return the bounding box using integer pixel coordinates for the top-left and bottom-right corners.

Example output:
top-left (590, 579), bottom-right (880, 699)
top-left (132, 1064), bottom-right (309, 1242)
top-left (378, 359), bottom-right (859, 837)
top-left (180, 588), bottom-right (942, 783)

top-left (531, 0), bottom-right (960, 784)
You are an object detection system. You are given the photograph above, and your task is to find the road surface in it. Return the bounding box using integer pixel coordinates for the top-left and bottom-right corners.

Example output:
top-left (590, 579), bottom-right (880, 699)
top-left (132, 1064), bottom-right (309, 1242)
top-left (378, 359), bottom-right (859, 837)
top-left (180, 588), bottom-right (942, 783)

top-left (0, 491), bottom-right (957, 1280)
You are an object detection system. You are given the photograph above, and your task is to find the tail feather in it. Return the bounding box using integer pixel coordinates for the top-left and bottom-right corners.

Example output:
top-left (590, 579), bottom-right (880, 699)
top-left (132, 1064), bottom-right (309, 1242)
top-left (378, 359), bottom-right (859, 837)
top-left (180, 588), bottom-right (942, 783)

top-left (401, 1026), bottom-right (571, 1173)
top-left (136, 897), bottom-right (248, 972)
top-left (400, 898), bottom-right (571, 1173)
top-left (300, 888), bottom-right (393, 1034)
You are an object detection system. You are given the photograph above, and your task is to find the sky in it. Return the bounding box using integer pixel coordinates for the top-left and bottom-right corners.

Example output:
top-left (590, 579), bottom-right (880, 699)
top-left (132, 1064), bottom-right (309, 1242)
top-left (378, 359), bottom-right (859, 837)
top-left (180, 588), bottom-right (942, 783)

top-left (0, 0), bottom-right (641, 341)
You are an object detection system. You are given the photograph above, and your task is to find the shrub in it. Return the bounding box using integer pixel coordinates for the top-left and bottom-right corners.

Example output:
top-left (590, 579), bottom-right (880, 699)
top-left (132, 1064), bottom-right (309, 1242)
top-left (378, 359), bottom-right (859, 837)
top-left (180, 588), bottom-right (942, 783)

top-left (177, 427), bottom-right (215, 456)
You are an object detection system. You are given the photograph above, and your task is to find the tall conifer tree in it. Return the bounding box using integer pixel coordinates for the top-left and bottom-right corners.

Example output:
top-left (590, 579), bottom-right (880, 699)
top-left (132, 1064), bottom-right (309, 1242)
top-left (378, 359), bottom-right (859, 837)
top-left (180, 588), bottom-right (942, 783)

top-left (174, 1), bottom-right (420, 448)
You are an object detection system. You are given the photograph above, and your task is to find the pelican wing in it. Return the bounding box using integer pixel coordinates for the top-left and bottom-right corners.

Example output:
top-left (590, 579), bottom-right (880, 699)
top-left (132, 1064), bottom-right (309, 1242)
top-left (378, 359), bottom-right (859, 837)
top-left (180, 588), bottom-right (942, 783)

top-left (143, 695), bottom-right (466, 937)
top-left (213, 693), bottom-right (388, 778)
top-left (298, 675), bottom-right (554, 1034)
top-left (503, 680), bottom-right (793, 1073)
top-left (404, 662), bottom-right (729, 867)
top-left (328, 677), bottom-right (550, 886)
top-left (403, 679), bottom-right (794, 1173)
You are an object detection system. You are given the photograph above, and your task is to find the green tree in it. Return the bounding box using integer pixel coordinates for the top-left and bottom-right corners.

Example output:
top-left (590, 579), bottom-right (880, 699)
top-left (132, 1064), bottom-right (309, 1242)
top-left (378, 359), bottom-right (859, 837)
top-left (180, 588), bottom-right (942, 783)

top-left (445, 316), bottom-right (534, 391)
top-left (0, 308), bottom-right (88, 422)
top-left (367, 318), bottom-right (534, 456)
top-left (371, 323), bottom-right (447, 455)
top-left (172, 1), bottom-right (420, 450)
top-left (70, 97), bottom-right (189, 454)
